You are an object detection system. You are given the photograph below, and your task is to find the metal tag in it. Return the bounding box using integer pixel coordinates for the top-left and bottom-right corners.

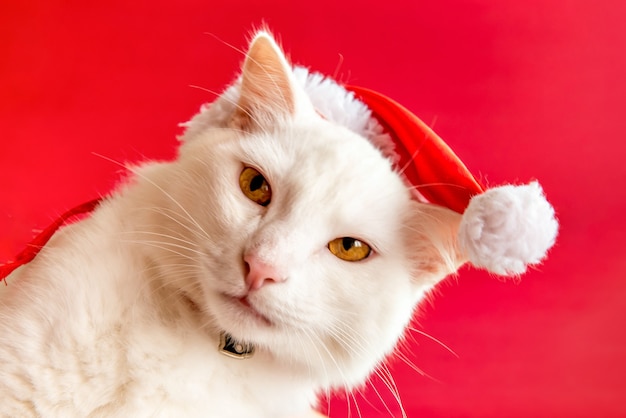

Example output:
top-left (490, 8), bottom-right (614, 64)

top-left (219, 332), bottom-right (255, 359)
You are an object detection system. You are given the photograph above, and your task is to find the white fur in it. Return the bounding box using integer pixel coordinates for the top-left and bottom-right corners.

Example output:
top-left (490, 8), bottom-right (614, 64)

top-left (459, 182), bottom-right (558, 275)
top-left (0, 31), bottom-right (556, 417)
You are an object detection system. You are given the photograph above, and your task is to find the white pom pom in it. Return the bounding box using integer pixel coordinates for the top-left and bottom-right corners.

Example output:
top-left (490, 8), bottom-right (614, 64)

top-left (458, 182), bottom-right (558, 276)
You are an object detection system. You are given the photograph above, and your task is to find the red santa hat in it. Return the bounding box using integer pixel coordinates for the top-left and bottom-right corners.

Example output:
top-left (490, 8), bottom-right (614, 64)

top-left (346, 85), bottom-right (558, 276)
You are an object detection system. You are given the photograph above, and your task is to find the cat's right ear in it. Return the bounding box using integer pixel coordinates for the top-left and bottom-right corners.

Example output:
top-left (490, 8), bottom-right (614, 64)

top-left (231, 31), bottom-right (313, 132)
top-left (406, 202), bottom-right (467, 287)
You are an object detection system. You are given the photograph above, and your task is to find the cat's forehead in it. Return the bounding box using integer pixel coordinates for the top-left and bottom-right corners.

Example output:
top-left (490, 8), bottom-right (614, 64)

top-left (239, 121), bottom-right (411, 240)
top-left (243, 122), bottom-right (399, 187)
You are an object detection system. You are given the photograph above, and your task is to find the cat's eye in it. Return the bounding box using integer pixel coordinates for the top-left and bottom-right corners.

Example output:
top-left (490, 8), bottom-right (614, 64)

top-left (239, 167), bottom-right (272, 206)
top-left (328, 237), bottom-right (371, 262)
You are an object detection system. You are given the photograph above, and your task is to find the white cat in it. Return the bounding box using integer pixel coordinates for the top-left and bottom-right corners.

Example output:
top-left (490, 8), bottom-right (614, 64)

top-left (0, 31), bottom-right (558, 417)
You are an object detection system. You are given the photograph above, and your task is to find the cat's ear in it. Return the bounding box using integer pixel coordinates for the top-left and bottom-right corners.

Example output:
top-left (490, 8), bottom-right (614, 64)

top-left (409, 182), bottom-right (558, 284)
top-left (406, 202), bottom-right (467, 286)
top-left (231, 31), bottom-right (313, 131)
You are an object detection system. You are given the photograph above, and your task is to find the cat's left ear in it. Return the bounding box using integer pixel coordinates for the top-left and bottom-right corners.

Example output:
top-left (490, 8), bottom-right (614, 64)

top-left (406, 202), bottom-right (467, 286)
top-left (408, 181), bottom-right (558, 285)
top-left (231, 31), bottom-right (315, 131)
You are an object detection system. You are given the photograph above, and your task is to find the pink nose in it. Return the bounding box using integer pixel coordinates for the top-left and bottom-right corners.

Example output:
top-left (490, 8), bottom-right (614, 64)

top-left (243, 253), bottom-right (286, 291)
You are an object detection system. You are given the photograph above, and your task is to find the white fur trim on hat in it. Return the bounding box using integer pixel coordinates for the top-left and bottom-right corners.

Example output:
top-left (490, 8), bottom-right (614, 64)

top-left (458, 182), bottom-right (558, 276)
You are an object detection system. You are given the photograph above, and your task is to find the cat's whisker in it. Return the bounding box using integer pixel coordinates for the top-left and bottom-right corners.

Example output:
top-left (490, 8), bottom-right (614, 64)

top-left (188, 84), bottom-right (220, 98)
top-left (135, 261), bottom-right (199, 296)
top-left (298, 329), bottom-right (333, 396)
top-left (333, 381), bottom-right (358, 418)
top-left (393, 350), bottom-right (441, 382)
top-left (332, 53), bottom-right (344, 81)
top-left (308, 340), bottom-right (352, 418)
top-left (363, 367), bottom-right (397, 417)
top-left (406, 181), bottom-right (479, 194)
top-left (121, 230), bottom-right (203, 253)
top-left (396, 142), bottom-right (425, 180)
top-left (294, 330), bottom-right (335, 417)
top-left (92, 153), bottom-right (212, 242)
top-left (302, 329), bottom-right (370, 418)
top-left (407, 326), bottom-right (459, 358)
top-left (379, 363), bottom-right (408, 418)
top-left (138, 261), bottom-right (197, 273)
top-left (130, 266), bottom-right (199, 309)
top-left (140, 265), bottom-right (200, 282)
top-left (326, 322), bottom-right (370, 359)
top-left (188, 85), bottom-right (268, 136)
top-left (119, 239), bottom-right (198, 263)
top-left (326, 316), bottom-right (411, 418)
top-left (139, 207), bottom-right (209, 242)
top-left (124, 236), bottom-right (205, 258)
top-left (291, 330), bottom-right (316, 383)
top-left (374, 175), bottom-right (477, 205)
top-left (147, 276), bottom-right (198, 302)
top-left (204, 31), bottom-right (247, 57)
top-left (430, 115), bottom-right (439, 129)
top-left (309, 329), bottom-right (354, 391)
top-left (158, 222), bottom-right (206, 241)
top-left (368, 366), bottom-right (407, 418)
top-left (392, 134), bottom-right (479, 199)
top-left (349, 387), bottom-right (364, 418)
top-left (188, 84), bottom-right (275, 140)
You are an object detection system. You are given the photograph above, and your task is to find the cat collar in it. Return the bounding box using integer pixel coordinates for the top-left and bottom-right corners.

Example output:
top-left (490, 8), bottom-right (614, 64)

top-left (218, 331), bottom-right (255, 359)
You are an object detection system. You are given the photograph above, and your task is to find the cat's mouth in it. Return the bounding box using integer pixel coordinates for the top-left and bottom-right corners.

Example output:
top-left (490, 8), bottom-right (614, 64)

top-left (222, 293), bottom-right (273, 327)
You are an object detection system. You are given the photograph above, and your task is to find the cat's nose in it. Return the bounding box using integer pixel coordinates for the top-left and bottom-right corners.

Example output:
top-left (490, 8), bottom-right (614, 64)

top-left (243, 253), bottom-right (286, 291)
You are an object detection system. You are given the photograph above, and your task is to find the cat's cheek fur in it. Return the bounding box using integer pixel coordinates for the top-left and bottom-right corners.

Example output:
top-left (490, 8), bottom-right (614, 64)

top-left (296, 252), bottom-right (416, 387)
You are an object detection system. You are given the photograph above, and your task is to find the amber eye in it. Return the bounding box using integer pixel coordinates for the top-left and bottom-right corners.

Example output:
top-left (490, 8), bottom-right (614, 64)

top-left (239, 167), bottom-right (272, 206)
top-left (328, 237), bottom-right (372, 262)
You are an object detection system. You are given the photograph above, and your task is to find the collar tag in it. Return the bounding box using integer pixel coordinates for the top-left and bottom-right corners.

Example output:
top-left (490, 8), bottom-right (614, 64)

top-left (219, 332), bottom-right (255, 359)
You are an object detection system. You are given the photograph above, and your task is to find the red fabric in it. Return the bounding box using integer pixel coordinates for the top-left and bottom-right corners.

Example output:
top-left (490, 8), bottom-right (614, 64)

top-left (0, 198), bottom-right (101, 281)
top-left (346, 85), bottom-right (484, 213)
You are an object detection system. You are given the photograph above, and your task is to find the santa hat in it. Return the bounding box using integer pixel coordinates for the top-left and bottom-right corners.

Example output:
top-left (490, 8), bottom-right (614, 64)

top-left (346, 85), bottom-right (558, 276)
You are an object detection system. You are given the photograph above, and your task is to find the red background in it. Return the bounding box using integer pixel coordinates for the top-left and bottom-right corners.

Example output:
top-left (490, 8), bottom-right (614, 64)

top-left (1, 1), bottom-right (625, 417)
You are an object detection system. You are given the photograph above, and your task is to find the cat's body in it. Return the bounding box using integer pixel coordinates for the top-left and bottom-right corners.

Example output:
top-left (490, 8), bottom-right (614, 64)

top-left (0, 200), bottom-right (317, 417)
top-left (0, 32), bottom-right (557, 417)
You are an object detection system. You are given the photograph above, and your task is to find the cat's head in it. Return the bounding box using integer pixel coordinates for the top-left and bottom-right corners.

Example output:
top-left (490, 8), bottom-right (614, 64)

top-left (146, 31), bottom-right (557, 390)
